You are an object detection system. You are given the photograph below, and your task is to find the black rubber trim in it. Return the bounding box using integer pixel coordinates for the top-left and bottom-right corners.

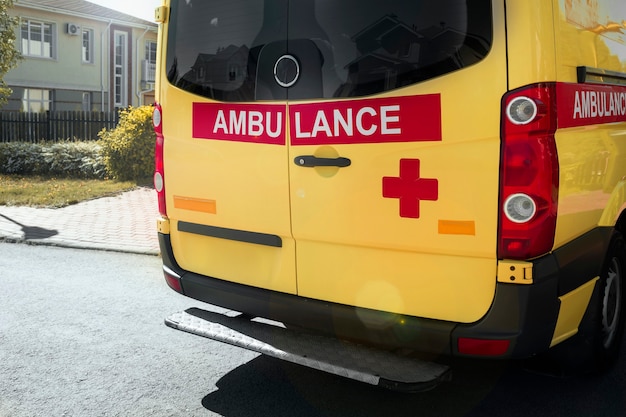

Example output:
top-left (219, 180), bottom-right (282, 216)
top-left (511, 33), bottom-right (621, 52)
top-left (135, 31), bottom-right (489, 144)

top-left (452, 227), bottom-right (613, 358)
top-left (552, 227), bottom-right (611, 296)
top-left (181, 270), bottom-right (455, 354)
top-left (452, 277), bottom-right (561, 358)
top-left (159, 226), bottom-right (613, 360)
top-left (158, 233), bottom-right (454, 355)
top-left (178, 221), bottom-right (282, 247)
top-left (377, 370), bottom-right (453, 393)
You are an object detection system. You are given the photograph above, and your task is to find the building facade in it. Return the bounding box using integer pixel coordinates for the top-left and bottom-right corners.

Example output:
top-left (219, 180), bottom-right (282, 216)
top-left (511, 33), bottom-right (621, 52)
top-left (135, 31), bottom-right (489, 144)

top-left (3, 0), bottom-right (157, 112)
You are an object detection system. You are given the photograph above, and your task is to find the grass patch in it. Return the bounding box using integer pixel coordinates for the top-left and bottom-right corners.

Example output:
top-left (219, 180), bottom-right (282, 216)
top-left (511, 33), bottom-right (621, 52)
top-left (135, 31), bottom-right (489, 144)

top-left (0, 175), bottom-right (138, 208)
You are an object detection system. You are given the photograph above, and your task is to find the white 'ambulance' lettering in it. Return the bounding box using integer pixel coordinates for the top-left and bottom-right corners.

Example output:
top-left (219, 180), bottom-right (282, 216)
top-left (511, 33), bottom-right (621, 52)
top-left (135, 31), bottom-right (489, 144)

top-left (213, 109), bottom-right (283, 138)
top-left (573, 90), bottom-right (626, 119)
top-left (294, 105), bottom-right (402, 139)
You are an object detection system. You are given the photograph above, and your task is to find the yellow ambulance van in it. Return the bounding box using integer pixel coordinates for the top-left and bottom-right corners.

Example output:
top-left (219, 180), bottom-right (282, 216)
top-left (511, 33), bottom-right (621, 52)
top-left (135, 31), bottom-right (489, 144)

top-left (154, 0), bottom-right (626, 390)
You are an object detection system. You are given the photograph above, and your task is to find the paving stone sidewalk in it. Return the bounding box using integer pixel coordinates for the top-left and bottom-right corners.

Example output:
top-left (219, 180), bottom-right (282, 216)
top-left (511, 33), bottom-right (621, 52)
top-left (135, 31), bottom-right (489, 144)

top-left (0, 187), bottom-right (159, 255)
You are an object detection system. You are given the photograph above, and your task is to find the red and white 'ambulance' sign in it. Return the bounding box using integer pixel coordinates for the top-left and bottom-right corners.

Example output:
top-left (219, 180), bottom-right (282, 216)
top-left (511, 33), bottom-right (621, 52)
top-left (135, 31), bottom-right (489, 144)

top-left (192, 95), bottom-right (442, 145)
top-left (557, 83), bottom-right (626, 128)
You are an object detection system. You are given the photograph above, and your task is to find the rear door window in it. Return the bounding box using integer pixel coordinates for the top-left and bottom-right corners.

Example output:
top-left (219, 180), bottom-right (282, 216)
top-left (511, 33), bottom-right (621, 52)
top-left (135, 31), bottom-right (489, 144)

top-left (166, 0), bottom-right (492, 101)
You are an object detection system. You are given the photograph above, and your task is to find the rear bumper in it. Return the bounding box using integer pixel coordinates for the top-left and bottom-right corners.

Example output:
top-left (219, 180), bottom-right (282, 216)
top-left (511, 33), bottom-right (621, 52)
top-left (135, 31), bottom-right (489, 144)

top-left (165, 308), bottom-right (451, 392)
top-left (158, 227), bottom-right (611, 359)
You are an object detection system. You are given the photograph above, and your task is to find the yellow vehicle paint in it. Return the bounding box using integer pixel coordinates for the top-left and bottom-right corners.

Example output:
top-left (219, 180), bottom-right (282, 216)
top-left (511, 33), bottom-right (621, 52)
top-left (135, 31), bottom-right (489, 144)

top-left (551, 0), bottom-right (626, 249)
top-left (154, 0), bottom-right (626, 364)
top-left (551, 277), bottom-right (598, 347)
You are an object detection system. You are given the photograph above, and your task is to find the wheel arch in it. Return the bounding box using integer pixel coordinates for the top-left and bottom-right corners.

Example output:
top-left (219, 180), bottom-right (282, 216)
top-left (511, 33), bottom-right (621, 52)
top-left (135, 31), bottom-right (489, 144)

top-left (614, 208), bottom-right (626, 238)
top-left (599, 180), bottom-right (626, 231)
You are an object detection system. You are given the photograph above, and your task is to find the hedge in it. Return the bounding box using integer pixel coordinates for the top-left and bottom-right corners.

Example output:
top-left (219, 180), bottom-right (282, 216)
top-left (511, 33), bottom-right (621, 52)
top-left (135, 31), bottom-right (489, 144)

top-left (0, 141), bottom-right (106, 179)
top-left (0, 105), bottom-right (157, 181)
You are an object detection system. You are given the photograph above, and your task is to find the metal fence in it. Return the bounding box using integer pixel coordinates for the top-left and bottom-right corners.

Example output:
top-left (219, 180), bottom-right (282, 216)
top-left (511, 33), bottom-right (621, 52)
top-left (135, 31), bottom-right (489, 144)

top-left (0, 111), bottom-right (119, 143)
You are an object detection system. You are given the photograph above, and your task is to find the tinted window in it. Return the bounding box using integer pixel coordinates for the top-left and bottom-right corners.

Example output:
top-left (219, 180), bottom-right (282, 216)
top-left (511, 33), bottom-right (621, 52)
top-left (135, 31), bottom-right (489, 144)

top-left (166, 0), bottom-right (492, 101)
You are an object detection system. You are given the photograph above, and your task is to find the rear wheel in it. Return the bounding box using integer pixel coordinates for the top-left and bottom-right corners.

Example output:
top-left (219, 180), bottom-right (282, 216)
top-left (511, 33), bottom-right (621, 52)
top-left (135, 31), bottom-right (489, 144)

top-left (592, 233), bottom-right (625, 369)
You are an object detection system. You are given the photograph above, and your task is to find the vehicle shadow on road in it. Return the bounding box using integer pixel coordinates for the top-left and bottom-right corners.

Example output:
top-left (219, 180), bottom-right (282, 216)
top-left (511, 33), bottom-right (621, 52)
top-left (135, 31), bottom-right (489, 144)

top-left (0, 214), bottom-right (58, 240)
top-left (201, 349), bottom-right (626, 417)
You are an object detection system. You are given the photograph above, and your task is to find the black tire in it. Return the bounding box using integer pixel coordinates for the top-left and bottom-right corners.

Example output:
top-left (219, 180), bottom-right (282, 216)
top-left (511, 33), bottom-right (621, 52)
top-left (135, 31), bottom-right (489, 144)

top-left (584, 231), bottom-right (626, 371)
top-left (547, 232), bottom-right (626, 374)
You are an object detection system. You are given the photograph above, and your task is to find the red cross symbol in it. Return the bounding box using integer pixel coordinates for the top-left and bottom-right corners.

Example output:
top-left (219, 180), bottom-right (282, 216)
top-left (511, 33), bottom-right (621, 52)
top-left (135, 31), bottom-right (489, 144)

top-left (382, 159), bottom-right (438, 219)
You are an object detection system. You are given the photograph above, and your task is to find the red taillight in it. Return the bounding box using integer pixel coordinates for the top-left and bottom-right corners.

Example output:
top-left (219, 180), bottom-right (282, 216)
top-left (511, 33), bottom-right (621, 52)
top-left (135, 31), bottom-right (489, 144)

top-left (163, 266), bottom-right (183, 294)
top-left (498, 84), bottom-right (559, 260)
top-left (458, 337), bottom-right (511, 356)
top-left (153, 103), bottom-right (167, 217)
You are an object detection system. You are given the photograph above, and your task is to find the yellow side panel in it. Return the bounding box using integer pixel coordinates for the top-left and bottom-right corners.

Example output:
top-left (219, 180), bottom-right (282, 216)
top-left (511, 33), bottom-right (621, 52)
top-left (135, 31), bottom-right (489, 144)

top-left (506, 0), bottom-right (557, 89)
top-left (552, 1), bottom-right (626, 244)
top-left (551, 278), bottom-right (598, 347)
top-left (297, 241), bottom-right (496, 323)
top-left (554, 123), bottom-right (626, 247)
top-left (554, 0), bottom-right (626, 82)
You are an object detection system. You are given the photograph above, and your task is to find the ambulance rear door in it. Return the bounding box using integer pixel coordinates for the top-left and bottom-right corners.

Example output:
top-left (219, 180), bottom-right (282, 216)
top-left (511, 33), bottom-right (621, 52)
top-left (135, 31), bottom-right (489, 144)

top-left (162, 0), bottom-right (297, 295)
top-left (287, 0), bottom-right (507, 324)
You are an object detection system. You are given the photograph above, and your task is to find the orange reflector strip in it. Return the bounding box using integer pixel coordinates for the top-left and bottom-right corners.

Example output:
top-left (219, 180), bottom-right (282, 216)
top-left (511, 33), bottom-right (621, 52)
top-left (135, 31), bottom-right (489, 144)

top-left (174, 196), bottom-right (217, 214)
top-left (438, 220), bottom-right (476, 235)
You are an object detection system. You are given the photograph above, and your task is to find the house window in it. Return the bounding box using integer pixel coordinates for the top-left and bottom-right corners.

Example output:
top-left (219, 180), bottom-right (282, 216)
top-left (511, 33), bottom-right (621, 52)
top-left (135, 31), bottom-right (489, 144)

top-left (22, 89), bottom-right (52, 112)
top-left (82, 29), bottom-right (94, 63)
top-left (145, 41), bottom-right (157, 65)
top-left (114, 31), bottom-right (128, 107)
top-left (143, 40), bottom-right (157, 83)
top-left (21, 19), bottom-right (55, 58)
top-left (82, 92), bottom-right (91, 112)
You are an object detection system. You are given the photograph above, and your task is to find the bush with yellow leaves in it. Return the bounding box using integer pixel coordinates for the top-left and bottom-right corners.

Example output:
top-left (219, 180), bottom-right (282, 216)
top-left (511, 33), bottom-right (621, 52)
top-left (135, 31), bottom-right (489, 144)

top-left (99, 106), bottom-right (155, 182)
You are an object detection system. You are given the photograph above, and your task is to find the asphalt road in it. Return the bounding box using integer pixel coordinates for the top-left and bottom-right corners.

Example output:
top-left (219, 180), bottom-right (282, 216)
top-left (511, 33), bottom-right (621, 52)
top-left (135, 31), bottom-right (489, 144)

top-left (1, 242), bottom-right (625, 417)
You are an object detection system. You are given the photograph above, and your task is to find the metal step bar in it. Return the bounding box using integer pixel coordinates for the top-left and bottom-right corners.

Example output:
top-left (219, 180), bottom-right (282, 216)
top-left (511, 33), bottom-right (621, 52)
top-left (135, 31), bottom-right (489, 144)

top-left (165, 308), bottom-right (451, 392)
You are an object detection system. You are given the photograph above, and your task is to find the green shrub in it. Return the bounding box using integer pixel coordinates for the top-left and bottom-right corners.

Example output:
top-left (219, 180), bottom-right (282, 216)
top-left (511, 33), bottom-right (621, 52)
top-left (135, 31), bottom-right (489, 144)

top-left (0, 142), bottom-right (40, 174)
top-left (98, 106), bottom-right (155, 181)
top-left (0, 141), bottom-right (105, 178)
top-left (43, 142), bottom-right (106, 178)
